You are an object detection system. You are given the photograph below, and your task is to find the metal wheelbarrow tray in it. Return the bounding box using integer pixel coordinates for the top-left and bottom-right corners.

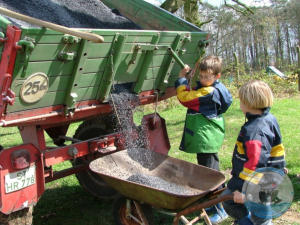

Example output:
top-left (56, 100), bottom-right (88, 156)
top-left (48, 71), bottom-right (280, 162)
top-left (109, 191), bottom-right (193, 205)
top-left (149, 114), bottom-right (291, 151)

top-left (89, 148), bottom-right (226, 210)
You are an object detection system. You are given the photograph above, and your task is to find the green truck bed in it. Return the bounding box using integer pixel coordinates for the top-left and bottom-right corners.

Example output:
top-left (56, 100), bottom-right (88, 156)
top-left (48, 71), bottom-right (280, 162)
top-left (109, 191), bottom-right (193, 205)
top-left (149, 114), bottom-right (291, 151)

top-left (0, 0), bottom-right (208, 126)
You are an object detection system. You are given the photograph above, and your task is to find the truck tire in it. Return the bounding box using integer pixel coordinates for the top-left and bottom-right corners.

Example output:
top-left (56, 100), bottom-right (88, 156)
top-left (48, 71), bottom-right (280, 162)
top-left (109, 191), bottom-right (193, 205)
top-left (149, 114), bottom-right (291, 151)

top-left (113, 197), bottom-right (154, 225)
top-left (72, 115), bottom-right (119, 199)
top-left (0, 206), bottom-right (33, 225)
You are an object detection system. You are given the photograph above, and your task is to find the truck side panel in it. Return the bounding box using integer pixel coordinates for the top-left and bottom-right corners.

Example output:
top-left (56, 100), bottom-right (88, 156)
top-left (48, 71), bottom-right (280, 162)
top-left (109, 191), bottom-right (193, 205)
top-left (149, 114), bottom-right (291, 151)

top-left (6, 29), bottom-right (207, 114)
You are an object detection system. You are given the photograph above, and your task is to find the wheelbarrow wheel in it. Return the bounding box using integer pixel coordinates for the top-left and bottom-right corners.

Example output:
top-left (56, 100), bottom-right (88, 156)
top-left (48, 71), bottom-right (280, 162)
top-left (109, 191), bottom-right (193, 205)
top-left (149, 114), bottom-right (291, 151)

top-left (0, 206), bottom-right (33, 225)
top-left (72, 115), bottom-right (119, 199)
top-left (113, 197), bottom-right (154, 225)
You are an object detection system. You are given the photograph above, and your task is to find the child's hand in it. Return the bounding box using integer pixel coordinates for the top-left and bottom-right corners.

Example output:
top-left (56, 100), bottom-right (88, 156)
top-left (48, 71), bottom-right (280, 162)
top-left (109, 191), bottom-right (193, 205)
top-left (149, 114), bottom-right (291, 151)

top-left (233, 191), bottom-right (245, 204)
top-left (179, 64), bottom-right (191, 78)
top-left (284, 167), bottom-right (289, 174)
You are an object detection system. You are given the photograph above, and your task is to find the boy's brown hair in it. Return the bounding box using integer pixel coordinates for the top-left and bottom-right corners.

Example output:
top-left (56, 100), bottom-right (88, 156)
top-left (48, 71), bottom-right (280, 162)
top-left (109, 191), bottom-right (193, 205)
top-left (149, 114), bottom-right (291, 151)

top-left (199, 56), bottom-right (222, 76)
top-left (239, 80), bottom-right (273, 109)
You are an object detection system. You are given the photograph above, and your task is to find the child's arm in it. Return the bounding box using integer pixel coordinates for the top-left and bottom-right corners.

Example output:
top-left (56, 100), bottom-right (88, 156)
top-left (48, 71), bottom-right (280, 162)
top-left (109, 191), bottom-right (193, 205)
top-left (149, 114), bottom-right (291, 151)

top-left (239, 140), bottom-right (264, 182)
top-left (233, 191), bottom-right (245, 204)
top-left (179, 64), bottom-right (191, 78)
top-left (175, 65), bottom-right (214, 111)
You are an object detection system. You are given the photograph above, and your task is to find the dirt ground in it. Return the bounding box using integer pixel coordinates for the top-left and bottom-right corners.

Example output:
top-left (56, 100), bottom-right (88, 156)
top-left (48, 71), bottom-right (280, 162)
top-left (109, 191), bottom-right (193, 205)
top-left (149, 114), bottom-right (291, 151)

top-left (275, 210), bottom-right (300, 224)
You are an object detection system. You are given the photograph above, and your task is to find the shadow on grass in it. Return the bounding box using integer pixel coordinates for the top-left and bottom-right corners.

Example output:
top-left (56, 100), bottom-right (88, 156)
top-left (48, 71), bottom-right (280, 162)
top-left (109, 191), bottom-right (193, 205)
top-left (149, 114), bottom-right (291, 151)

top-left (0, 131), bottom-right (19, 137)
top-left (32, 184), bottom-right (183, 225)
top-left (33, 185), bottom-right (114, 225)
top-left (32, 183), bottom-right (235, 225)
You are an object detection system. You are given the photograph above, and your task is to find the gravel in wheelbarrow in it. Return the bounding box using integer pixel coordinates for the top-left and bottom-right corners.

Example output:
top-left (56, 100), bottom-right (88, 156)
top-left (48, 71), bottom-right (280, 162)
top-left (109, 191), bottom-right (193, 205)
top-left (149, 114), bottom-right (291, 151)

top-left (89, 148), bottom-right (226, 210)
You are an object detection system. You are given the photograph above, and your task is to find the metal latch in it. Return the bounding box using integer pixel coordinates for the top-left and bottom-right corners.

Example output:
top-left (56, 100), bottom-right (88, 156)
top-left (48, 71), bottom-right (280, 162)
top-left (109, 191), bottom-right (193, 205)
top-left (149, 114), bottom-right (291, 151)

top-left (0, 32), bottom-right (7, 44)
top-left (15, 39), bottom-right (35, 76)
top-left (62, 35), bottom-right (80, 44)
top-left (1, 73), bottom-right (15, 106)
top-left (57, 52), bottom-right (76, 61)
top-left (2, 89), bottom-right (15, 105)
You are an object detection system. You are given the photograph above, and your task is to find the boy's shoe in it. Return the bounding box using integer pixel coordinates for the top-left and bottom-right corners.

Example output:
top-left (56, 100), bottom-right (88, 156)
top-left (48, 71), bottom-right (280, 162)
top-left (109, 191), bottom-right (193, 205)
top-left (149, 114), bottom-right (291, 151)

top-left (209, 204), bottom-right (228, 224)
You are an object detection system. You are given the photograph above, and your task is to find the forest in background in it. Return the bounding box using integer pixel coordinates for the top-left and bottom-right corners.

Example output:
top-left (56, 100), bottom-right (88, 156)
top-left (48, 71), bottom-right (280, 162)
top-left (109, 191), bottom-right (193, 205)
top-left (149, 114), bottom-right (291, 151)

top-left (163, 0), bottom-right (300, 75)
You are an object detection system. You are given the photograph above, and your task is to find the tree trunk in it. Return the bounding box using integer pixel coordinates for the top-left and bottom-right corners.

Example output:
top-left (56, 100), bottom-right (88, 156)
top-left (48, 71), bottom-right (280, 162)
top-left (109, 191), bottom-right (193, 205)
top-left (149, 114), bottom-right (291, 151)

top-left (160, 0), bottom-right (184, 13)
top-left (253, 28), bottom-right (260, 69)
top-left (285, 25), bottom-right (292, 66)
top-left (297, 46), bottom-right (300, 91)
top-left (234, 52), bottom-right (239, 83)
top-left (276, 21), bottom-right (284, 68)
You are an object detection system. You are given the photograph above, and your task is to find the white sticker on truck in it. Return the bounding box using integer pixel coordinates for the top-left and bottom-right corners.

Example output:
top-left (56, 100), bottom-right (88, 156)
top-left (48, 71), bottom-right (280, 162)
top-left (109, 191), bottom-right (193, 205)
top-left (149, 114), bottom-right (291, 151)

top-left (5, 165), bottom-right (36, 193)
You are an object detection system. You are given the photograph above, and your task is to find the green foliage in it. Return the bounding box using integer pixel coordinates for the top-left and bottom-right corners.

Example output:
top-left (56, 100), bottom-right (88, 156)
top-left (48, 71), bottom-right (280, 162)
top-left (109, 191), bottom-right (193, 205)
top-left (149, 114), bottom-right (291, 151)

top-left (221, 72), bottom-right (299, 98)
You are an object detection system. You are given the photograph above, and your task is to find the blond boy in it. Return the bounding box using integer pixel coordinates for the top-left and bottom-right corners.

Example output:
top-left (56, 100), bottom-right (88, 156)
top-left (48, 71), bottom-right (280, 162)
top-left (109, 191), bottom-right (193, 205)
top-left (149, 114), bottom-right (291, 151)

top-left (222, 80), bottom-right (285, 225)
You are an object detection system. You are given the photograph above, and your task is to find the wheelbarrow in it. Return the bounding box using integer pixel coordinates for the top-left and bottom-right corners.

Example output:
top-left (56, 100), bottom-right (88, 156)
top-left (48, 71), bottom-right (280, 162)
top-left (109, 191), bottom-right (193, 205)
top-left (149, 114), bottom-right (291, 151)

top-left (89, 148), bottom-right (233, 225)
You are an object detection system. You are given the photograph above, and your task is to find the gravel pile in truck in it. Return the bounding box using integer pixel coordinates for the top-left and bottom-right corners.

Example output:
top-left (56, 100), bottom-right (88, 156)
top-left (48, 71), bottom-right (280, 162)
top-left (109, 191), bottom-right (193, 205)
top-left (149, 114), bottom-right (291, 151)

top-left (0, 0), bottom-right (140, 29)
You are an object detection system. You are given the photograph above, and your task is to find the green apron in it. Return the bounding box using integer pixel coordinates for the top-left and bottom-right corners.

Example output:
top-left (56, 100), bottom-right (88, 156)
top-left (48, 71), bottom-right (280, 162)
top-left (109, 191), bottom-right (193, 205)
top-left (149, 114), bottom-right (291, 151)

top-left (182, 113), bottom-right (225, 153)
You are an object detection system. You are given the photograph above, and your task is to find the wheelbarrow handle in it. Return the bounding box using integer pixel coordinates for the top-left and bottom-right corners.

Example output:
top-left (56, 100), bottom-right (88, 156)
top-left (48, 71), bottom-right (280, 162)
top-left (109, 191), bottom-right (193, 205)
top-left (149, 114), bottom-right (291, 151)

top-left (0, 7), bottom-right (104, 43)
top-left (173, 194), bottom-right (233, 225)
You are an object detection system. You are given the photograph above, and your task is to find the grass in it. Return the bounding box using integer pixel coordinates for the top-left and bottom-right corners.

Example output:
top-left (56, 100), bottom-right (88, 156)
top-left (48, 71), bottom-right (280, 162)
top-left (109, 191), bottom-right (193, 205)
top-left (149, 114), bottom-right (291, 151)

top-left (1, 94), bottom-right (300, 225)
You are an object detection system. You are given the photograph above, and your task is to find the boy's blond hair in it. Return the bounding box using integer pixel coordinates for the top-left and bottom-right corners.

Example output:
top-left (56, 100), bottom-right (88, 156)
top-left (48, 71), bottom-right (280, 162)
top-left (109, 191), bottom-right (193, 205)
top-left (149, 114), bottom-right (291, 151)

top-left (199, 56), bottom-right (222, 76)
top-left (239, 80), bottom-right (273, 109)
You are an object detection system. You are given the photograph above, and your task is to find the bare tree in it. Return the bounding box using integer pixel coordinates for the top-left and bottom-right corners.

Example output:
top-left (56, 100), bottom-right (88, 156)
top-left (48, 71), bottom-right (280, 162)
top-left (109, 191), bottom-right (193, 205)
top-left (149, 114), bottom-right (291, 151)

top-left (160, 0), bottom-right (253, 27)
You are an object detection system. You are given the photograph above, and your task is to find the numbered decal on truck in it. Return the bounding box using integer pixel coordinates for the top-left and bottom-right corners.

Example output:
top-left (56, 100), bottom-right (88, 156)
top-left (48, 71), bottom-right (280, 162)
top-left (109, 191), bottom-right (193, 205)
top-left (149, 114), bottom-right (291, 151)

top-left (20, 72), bottom-right (49, 103)
top-left (5, 165), bottom-right (36, 193)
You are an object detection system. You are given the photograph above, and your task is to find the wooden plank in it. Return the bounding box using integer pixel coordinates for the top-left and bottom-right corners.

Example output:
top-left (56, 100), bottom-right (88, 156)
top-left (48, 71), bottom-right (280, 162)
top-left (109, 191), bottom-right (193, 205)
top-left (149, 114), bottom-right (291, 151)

top-left (78, 73), bottom-right (103, 88)
top-left (86, 43), bottom-right (111, 58)
top-left (7, 85), bottom-right (100, 113)
top-left (113, 53), bottom-right (166, 83)
top-left (26, 43), bottom-right (79, 61)
top-left (140, 79), bottom-right (155, 91)
top-left (6, 91), bottom-right (65, 113)
top-left (12, 60), bottom-right (75, 80)
top-left (84, 58), bottom-right (107, 73)
top-left (22, 27), bottom-right (159, 37)
top-left (11, 75), bottom-right (71, 95)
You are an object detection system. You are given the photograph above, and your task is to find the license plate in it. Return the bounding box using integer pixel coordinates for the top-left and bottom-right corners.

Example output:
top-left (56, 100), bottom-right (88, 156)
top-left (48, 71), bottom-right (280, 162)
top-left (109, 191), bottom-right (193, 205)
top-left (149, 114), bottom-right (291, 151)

top-left (5, 165), bottom-right (36, 193)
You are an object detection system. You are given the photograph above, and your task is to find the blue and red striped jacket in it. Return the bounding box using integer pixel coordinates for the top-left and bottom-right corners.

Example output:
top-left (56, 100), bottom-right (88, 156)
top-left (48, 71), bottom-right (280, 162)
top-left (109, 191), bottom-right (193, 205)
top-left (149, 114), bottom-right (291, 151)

top-left (227, 108), bottom-right (285, 191)
top-left (175, 78), bottom-right (232, 119)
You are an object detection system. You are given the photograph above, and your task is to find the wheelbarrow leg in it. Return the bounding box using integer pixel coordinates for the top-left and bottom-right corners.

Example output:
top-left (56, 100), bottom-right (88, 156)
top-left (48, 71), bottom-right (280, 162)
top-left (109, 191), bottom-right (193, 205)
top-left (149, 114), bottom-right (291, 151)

top-left (201, 209), bottom-right (212, 225)
top-left (180, 209), bottom-right (211, 225)
top-left (173, 194), bottom-right (233, 225)
top-left (133, 200), bottom-right (149, 225)
top-left (176, 209), bottom-right (211, 225)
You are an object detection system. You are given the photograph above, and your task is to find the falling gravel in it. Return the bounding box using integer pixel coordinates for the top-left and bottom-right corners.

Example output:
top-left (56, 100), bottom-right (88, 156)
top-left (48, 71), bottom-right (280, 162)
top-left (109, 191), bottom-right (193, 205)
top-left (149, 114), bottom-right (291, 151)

top-left (109, 85), bottom-right (150, 153)
top-left (0, 0), bottom-right (140, 29)
top-left (105, 86), bottom-right (201, 196)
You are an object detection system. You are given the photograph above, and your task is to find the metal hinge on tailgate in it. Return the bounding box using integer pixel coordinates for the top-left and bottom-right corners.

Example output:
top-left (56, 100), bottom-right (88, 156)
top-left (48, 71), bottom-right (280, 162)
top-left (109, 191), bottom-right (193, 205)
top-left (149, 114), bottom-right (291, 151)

top-left (15, 38), bottom-right (35, 77)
